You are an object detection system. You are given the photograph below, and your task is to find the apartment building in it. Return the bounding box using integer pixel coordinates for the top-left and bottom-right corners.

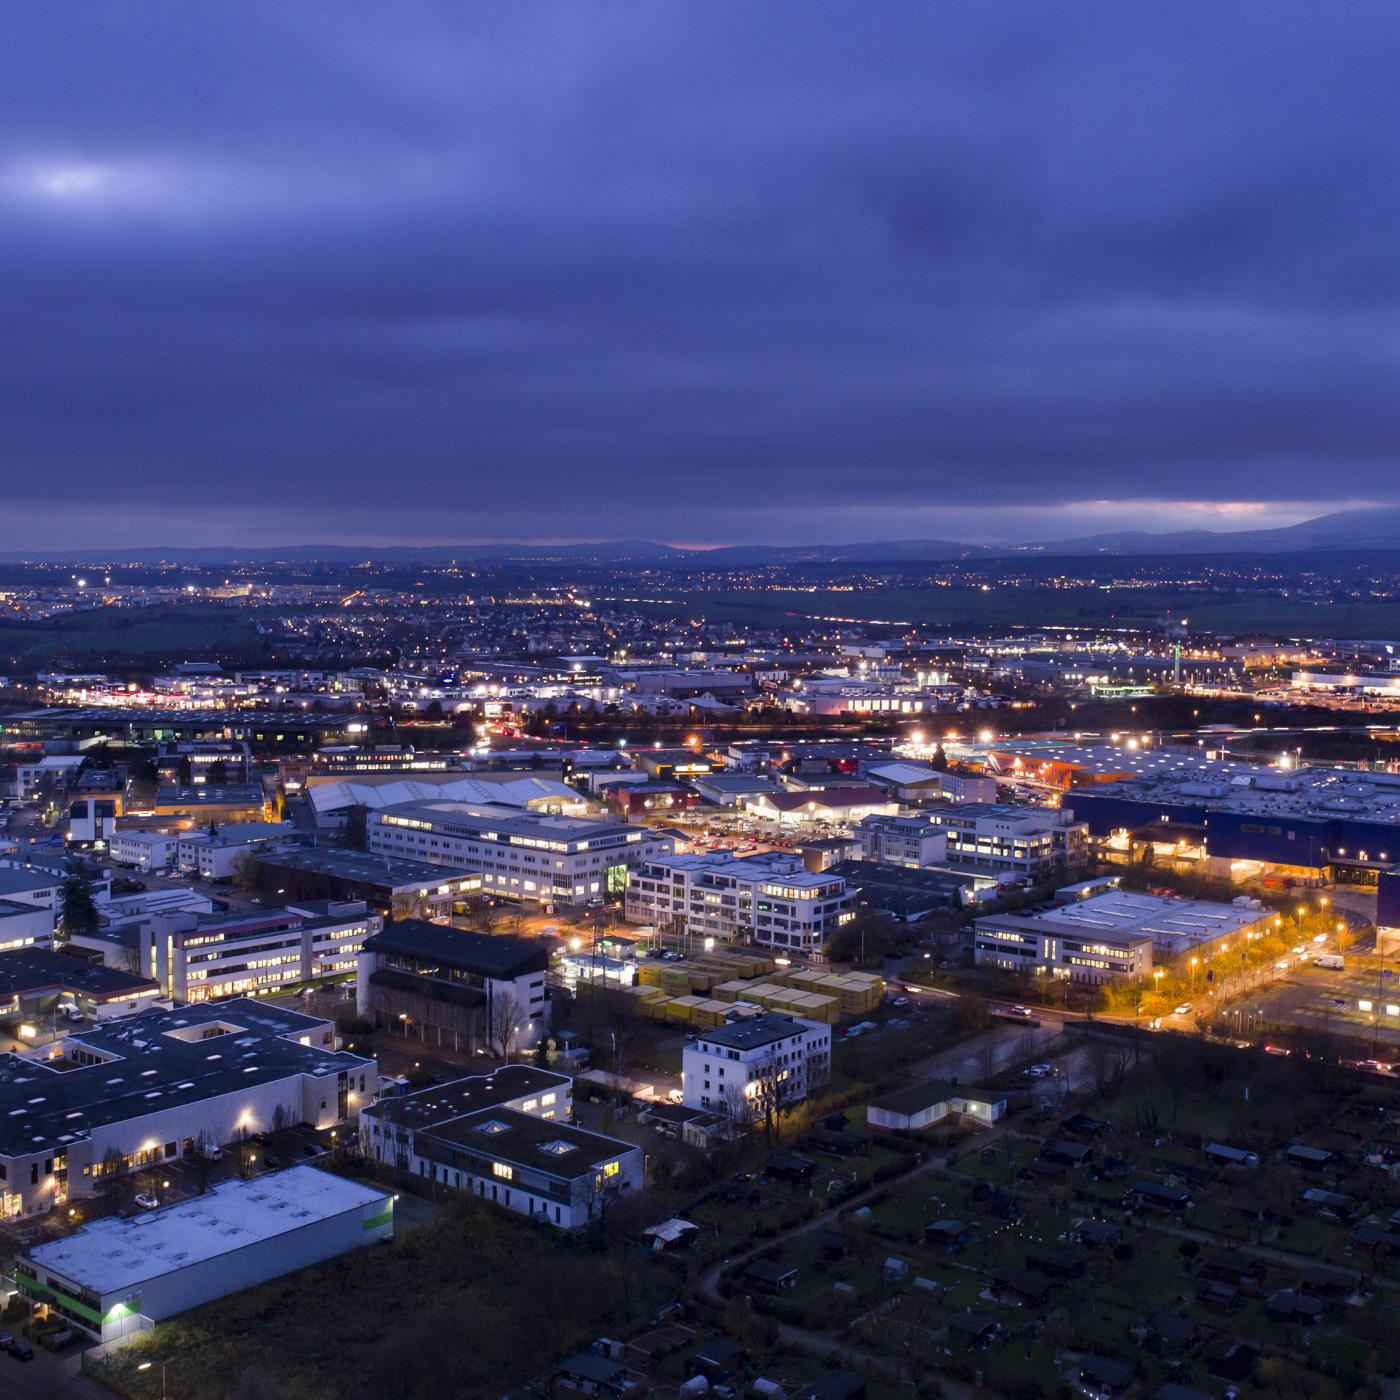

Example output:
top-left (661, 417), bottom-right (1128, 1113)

top-left (855, 814), bottom-right (949, 869)
top-left (624, 852), bottom-right (855, 953)
top-left (0, 999), bottom-right (375, 1216)
top-left (924, 803), bottom-right (1088, 880)
top-left (361, 1066), bottom-right (641, 1229)
top-left (368, 801), bottom-right (674, 905)
top-left (144, 901), bottom-right (382, 1003)
top-left (107, 830), bottom-right (179, 873)
top-left (682, 1013), bottom-right (831, 1118)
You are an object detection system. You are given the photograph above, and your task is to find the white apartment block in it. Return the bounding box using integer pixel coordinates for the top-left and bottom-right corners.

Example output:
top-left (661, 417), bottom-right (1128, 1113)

top-left (683, 1013), bottom-right (831, 1118)
top-left (624, 852), bottom-right (855, 953)
top-left (174, 822), bottom-right (302, 881)
top-left (368, 801), bottom-right (674, 905)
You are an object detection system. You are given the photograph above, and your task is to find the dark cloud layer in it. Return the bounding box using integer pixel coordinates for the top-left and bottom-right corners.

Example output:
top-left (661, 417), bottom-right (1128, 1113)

top-left (3, 2), bottom-right (1399, 546)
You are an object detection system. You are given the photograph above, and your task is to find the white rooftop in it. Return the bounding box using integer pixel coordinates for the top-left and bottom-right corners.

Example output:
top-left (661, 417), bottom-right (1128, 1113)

top-left (1011, 889), bottom-right (1267, 955)
top-left (25, 1167), bottom-right (388, 1297)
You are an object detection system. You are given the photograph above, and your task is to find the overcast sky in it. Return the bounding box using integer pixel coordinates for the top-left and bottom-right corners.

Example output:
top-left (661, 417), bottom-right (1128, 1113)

top-left (5, 3), bottom-right (1399, 549)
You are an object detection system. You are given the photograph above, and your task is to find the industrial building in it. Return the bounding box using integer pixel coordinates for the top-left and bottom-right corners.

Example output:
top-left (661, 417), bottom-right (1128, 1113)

top-left (624, 851), bottom-right (855, 952)
top-left (17, 1167), bottom-right (393, 1341)
top-left (0, 999), bottom-right (374, 1216)
top-left (974, 890), bottom-right (1274, 983)
top-left (368, 802), bottom-right (675, 905)
top-left (1062, 752), bottom-right (1400, 884)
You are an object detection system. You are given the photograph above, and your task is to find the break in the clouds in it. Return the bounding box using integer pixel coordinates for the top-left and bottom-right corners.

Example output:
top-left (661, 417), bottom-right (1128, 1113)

top-left (3, 1), bottom-right (1399, 548)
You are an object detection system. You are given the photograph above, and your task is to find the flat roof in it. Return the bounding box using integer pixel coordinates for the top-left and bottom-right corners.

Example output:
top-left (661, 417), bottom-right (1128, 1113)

top-left (0, 949), bottom-right (157, 1003)
top-left (980, 890), bottom-right (1268, 955)
top-left (0, 870), bottom-right (61, 896)
top-left (420, 1106), bottom-right (636, 1179)
top-left (0, 998), bottom-right (371, 1160)
top-left (364, 1065), bottom-right (569, 1130)
top-left (252, 846), bottom-right (481, 891)
top-left (363, 920), bottom-right (549, 978)
top-left (375, 801), bottom-right (649, 850)
top-left (23, 1166), bottom-right (387, 1297)
top-left (698, 1012), bottom-right (820, 1052)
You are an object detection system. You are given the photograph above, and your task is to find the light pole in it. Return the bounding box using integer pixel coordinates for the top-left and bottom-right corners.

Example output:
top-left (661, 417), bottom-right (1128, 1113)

top-left (137, 1360), bottom-right (167, 1399)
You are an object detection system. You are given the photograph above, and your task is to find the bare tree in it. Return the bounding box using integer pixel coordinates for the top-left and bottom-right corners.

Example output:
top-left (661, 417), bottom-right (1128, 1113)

top-left (487, 991), bottom-right (525, 1059)
top-left (747, 1053), bottom-right (796, 1143)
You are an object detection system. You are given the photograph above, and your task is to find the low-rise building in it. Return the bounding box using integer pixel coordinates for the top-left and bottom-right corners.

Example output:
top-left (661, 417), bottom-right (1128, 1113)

top-left (974, 890), bottom-right (1272, 983)
top-left (682, 1012), bottom-right (831, 1118)
top-left (624, 851), bottom-right (855, 953)
top-left (17, 1167), bottom-right (392, 1342)
top-left (0, 948), bottom-right (160, 1027)
top-left (174, 822), bottom-right (305, 881)
top-left (107, 830), bottom-right (179, 874)
top-left (866, 1079), bottom-right (1006, 1131)
top-left (360, 1066), bottom-right (639, 1229)
top-left (250, 846), bottom-right (482, 917)
top-left (0, 998), bottom-right (375, 1216)
top-left (741, 786), bottom-right (899, 827)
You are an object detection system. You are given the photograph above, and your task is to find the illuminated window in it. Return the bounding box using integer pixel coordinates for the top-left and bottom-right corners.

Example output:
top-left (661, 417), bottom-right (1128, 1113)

top-left (492, 1161), bottom-right (513, 1180)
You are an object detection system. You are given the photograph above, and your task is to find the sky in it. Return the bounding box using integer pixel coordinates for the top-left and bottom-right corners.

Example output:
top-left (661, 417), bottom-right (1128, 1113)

top-left (4, 2), bottom-right (1400, 550)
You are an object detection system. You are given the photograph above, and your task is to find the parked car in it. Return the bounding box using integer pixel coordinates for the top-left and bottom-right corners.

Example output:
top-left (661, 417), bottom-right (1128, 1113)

top-left (134, 1193), bottom-right (160, 1210)
top-left (1173, 1003), bottom-right (1192, 1017)
top-left (8, 1343), bottom-right (33, 1362)
top-left (1024, 1063), bottom-right (1059, 1079)
top-left (0, 1331), bottom-right (13, 1350)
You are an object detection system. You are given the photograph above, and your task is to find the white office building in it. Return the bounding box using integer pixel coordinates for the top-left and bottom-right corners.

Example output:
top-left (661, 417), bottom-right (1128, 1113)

top-left (107, 830), bottom-right (179, 874)
top-left (174, 823), bottom-right (303, 881)
top-left (855, 814), bottom-right (949, 869)
top-left (17, 1167), bottom-right (392, 1342)
top-left (624, 852), bottom-right (855, 953)
top-left (146, 900), bottom-right (382, 1003)
top-left (368, 801), bottom-right (674, 905)
top-left (924, 803), bottom-right (1088, 880)
top-left (683, 1013), bottom-right (831, 1119)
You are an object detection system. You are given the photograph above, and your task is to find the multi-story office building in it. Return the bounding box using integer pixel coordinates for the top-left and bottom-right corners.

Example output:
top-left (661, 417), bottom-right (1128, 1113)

top-left (682, 1013), bottom-right (831, 1117)
top-left (924, 803), bottom-right (1088, 880)
top-left (624, 852), bottom-right (855, 953)
top-left (360, 1066), bottom-right (641, 1229)
top-left (250, 847), bottom-right (482, 917)
top-left (107, 830), bottom-right (179, 873)
top-left (356, 920), bottom-right (550, 1050)
top-left (368, 802), bottom-right (674, 906)
top-left (855, 814), bottom-right (949, 869)
top-left (145, 900), bottom-right (382, 1003)
top-left (0, 999), bottom-right (375, 1216)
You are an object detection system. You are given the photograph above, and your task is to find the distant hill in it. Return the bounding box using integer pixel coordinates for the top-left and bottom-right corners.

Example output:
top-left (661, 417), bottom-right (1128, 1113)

top-left (6, 507), bottom-right (1399, 565)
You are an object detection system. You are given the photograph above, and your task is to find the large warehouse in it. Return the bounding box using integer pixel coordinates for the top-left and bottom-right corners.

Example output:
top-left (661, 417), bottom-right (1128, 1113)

top-left (17, 1167), bottom-right (392, 1342)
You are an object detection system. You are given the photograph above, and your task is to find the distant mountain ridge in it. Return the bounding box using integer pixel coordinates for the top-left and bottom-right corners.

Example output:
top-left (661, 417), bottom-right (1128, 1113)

top-left (5, 507), bottom-right (1400, 565)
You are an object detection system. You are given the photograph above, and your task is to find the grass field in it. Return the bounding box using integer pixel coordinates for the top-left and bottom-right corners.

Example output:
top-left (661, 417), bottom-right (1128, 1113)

top-left (0, 605), bottom-right (274, 658)
top-left (610, 586), bottom-right (1400, 638)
